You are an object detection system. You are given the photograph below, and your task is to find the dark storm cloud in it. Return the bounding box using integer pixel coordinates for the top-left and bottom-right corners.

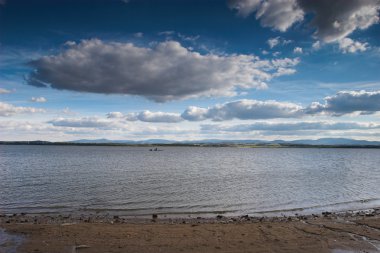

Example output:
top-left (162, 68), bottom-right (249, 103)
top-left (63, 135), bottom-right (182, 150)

top-left (229, 0), bottom-right (380, 42)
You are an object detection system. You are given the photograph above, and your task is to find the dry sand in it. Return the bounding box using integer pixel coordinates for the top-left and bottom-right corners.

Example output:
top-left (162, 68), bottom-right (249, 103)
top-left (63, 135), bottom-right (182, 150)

top-left (1, 210), bottom-right (380, 253)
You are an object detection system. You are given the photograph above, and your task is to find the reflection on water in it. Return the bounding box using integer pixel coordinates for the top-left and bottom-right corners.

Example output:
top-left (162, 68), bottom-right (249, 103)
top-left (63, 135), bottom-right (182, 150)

top-left (0, 145), bottom-right (380, 217)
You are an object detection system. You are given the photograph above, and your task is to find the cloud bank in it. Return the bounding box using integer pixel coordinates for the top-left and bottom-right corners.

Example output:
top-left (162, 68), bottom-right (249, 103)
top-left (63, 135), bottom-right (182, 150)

top-left (182, 99), bottom-right (303, 121)
top-left (0, 102), bottom-right (45, 117)
top-left (48, 117), bottom-right (114, 128)
top-left (201, 121), bottom-right (380, 132)
top-left (27, 39), bottom-right (299, 102)
top-left (105, 90), bottom-right (380, 123)
top-left (108, 110), bottom-right (183, 123)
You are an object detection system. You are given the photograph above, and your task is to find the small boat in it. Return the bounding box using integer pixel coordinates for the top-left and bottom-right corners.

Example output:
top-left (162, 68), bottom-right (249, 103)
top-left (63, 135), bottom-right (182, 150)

top-left (149, 147), bottom-right (163, 151)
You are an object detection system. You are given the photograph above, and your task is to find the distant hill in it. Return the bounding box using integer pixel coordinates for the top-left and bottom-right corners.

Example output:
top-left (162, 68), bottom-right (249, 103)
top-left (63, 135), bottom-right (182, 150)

top-left (2, 138), bottom-right (380, 146)
top-left (285, 138), bottom-right (380, 146)
top-left (69, 138), bottom-right (380, 146)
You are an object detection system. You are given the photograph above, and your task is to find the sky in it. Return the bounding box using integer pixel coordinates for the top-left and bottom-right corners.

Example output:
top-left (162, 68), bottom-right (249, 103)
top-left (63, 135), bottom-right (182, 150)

top-left (1, 0), bottom-right (380, 141)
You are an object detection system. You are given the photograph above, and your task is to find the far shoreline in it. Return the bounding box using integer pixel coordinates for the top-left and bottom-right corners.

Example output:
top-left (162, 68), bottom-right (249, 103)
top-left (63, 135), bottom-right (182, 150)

top-left (2, 141), bottom-right (380, 149)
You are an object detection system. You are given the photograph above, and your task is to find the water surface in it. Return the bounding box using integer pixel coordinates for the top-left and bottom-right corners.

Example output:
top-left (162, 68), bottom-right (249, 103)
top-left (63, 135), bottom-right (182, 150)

top-left (1, 145), bottom-right (379, 217)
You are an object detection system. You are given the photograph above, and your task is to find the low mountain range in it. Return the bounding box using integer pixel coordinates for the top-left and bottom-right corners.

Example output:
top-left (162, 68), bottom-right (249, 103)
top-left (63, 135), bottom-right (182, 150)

top-left (70, 138), bottom-right (380, 146)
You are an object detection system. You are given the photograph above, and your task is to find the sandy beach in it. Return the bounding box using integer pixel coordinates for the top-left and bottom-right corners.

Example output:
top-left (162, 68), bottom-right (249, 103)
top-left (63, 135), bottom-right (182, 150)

top-left (1, 209), bottom-right (380, 253)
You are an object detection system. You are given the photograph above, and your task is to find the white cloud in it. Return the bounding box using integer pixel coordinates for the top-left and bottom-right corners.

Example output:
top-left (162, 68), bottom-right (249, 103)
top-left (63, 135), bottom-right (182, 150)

top-left (312, 41), bottom-right (321, 50)
top-left (267, 37), bottom-right (280, 48)
top-left (0, 102), bottom-right (45, 117)
top-left (293, 47), bottom-right (303, 54)
top-left (338, 38), bottom-right (369, 53)
top-left (125, 111), bottom-right (183, 123)
top-left (48, 117), bottom-right (115, 128)
top-left (0, 88), bottom-right (11, 94)
top-left (108, 111), bottom-right (183, 123)
top-left (27, 39), bottom-right (300, 102)
top-left (31, 96), bottom-right (47, 103)
top-left (273, 67), bottom-right (296, 77)
top-left (177, 33), bottom-right (200, 42)
top-left (182, 99), bottom-right (303, 121)
top-left (201, 121), bottom-right (380, 132)
top-left (108, 89), bottom-right (380, 123)
top-left (64, 41), bottom-right (76, 47)
top-left (106, 112), bottom-right (124, 119)
top-left (229, 0), bottom-right (304, 32)
top-left (306, 90), bottom-right (380, 116)
top-left (267, 37), bottom-right (293, 48)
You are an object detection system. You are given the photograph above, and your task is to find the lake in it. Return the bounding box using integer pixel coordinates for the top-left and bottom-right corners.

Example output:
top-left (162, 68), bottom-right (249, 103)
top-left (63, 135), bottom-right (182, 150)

top-left (0, 145), bottom-right (379, 217)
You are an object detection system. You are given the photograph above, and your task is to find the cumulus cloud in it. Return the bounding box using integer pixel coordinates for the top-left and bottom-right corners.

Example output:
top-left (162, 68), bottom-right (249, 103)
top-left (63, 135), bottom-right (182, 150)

top-left (229, 0), bottom-right (380, 43)
top-left (182, 99), bottom-right (303, 121)
top-left (128, 111), bottom-right (183, 123)
top-left (267, 37), bottom-right (293, 48)
top-left (293, 47), bottom-right (303, 54)
top-left (306, 90), bottom-right (380, 116)
top-left (338, 38), bottom-right (369, 53)
top-left (228, 0), bottom-right (304, 32)
top-left (27, 39), bottom-right (300, 102)
top-left (106, 112), bottom-right (124, 119)
top-left (108, 111), bottom-right (183, 123)
top-left (201, 121), bottom-right (380, 132)
top-left (48, 117), bottom-right (114, 128)
top-left (0, 88), bottom-right (11, 94)
top-left (0, 102), bottom-right (45, 117)
top-left (299, 0), bottom-right (380, 43)
top-left (31, 96), bottom-right (47, 103)
top-left (107, 89), bottom-right (380, 123)
top-left (267, 37), bottom-right (280, 48)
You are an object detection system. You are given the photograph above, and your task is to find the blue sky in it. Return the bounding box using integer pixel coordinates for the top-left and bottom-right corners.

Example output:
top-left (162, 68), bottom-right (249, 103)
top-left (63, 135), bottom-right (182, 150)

top-left (1, 0), bottom-right (380, 141)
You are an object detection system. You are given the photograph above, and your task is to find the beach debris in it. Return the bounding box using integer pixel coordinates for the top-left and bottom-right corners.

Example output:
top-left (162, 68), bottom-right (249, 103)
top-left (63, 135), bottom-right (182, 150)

top-left (240, 215), bottom-right (250, 221)
top-left (75, 245), bottom-right (90, 249)
top-left (322, 212), bottom-right (332, 217)
top-left (152, 214), bottom-right (158, 219)
top-left (216, 215), bottom-right (224, 219)
top-left (71, 245), bottom-right (90, 253)
top-left (61, 223), bottom-right (77, 226)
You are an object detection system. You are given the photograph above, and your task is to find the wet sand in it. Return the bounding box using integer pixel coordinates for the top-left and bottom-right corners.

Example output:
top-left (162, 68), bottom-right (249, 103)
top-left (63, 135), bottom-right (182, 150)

top-left (1, 209), bottom-right (380, 253)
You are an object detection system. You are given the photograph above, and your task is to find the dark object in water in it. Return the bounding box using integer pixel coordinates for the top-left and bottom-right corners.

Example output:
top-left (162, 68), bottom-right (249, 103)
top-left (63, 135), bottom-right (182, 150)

top-left (152, 214), bottom-right (158, 219)
top-left (149, 147), bottom-right (163, 151)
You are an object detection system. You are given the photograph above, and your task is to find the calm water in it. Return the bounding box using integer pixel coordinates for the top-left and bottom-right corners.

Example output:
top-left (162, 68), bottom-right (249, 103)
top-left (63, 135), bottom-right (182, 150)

top-left (1, 145), bottom-right (380, 217)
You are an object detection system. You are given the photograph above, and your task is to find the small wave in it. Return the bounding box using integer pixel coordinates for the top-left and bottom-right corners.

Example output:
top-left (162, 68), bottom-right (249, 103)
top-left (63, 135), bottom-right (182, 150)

top-left (252, 198), bottom-right (380, 215)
